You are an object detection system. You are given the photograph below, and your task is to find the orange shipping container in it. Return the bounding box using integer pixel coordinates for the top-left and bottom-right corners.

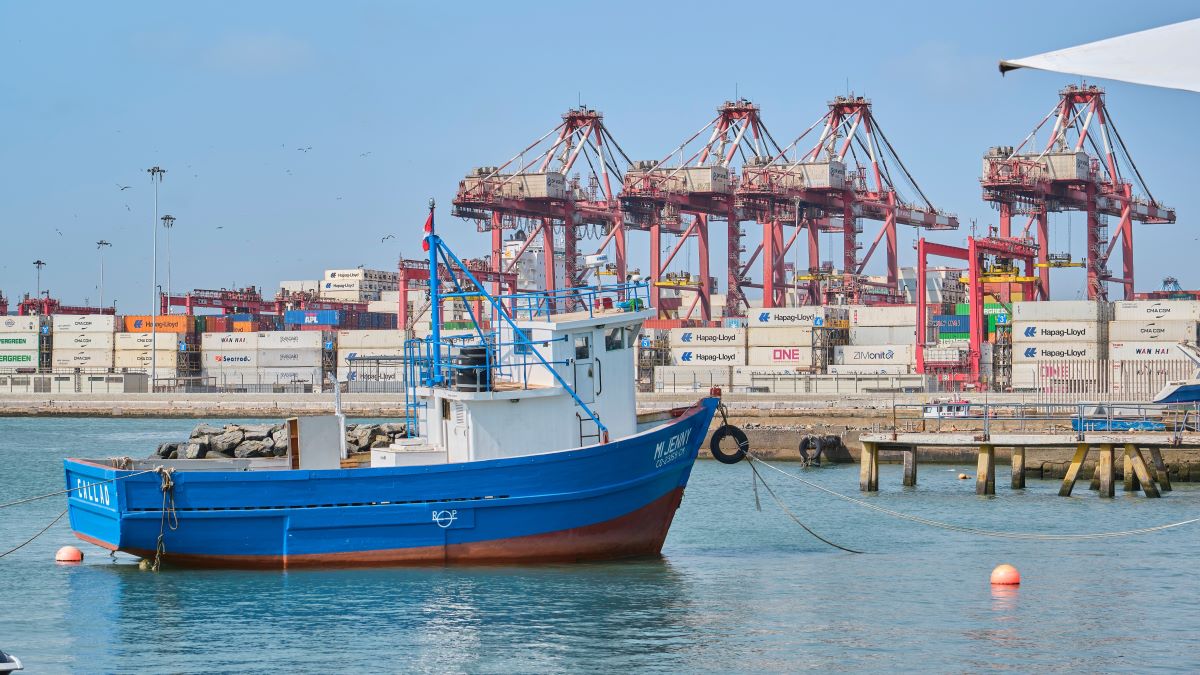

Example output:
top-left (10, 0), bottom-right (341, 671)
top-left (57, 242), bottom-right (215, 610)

top-left (123, 315), bottom-right (193, 333)
top-left (232, 321), bottom-right (256, 333)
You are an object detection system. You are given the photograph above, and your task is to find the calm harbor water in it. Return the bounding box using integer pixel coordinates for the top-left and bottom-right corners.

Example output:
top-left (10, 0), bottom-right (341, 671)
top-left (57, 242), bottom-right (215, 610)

top-left (2, 417), bottom-right (1199, 673)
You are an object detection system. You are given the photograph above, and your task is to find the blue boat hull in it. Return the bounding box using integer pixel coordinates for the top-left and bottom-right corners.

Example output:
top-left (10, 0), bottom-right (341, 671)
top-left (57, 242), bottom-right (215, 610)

top-left (65, 397), bottom-right (718, 568)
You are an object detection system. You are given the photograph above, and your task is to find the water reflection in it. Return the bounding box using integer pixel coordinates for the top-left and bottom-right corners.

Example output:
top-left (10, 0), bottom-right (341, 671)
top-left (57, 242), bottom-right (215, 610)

top-left (989, 584), bottom-right (1019, 614)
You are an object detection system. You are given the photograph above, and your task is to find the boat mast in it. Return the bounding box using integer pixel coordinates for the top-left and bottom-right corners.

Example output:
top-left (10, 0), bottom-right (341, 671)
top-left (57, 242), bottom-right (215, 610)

top-left (425, 198), bottom-right (442, 385)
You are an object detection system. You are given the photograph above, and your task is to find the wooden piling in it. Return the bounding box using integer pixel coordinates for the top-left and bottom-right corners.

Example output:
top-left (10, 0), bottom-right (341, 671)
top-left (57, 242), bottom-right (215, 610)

top-left (1123, 452), bottom-right (1140, 492)
top-left (1089, 464), bottom-right (1100, 490)
top-left (976, 444), bottom-right (995, 496)
top-left (902, 446), bottom-right (918, 487)
top-left (1011, 446), bottom-right (1025, 489)
top-left (1059, 443), bottom-right (1090, 497)
top-left (859, 441), bottom-right (878, 492)
top-left (1098, 444), bottom-right (1115, 498)
top-left (1124, 444), bottom-right (1160, 498)
top-left (1148, 447), bottom-right (1172, 492)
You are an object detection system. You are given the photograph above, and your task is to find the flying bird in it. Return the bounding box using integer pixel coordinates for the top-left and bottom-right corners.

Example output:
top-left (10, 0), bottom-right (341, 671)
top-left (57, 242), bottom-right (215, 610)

top-left (359, 152), bottom-right (372, 157)
top-left (116, 184), bottom-right (132, 191)
top-left (124, 204), bottom-right (131, 211)
top-left (381, 234), bottom-right (395, 242)
top-left (55, 228), bottom-right (63, 236)
top-left (297, 146), bottom-right (312, 152)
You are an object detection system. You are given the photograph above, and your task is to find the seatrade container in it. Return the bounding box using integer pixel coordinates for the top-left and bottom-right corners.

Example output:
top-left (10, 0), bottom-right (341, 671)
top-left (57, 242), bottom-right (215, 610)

top-left (0, 333), bottom-right (39, 350)
top-left (201, 351), bottom-right (257, 368)
top-left (200, 332), bottom-right (260, 350)
top-left (1012, 321), bottom-right (1104, 343)
top-left (668, 327), bottom-right (745, 347)
top-left (1108, 320), bottom-right (1199, 342)
top-left (0, 316), bottom-right (39, 332)
top-left (1113, 301), bottom-right (1200, 322)
top-left (285, 310), bottom-right (341, 327)
top-left (669, 346), bottom-right (745, 365)
top-left (123, 315), bottom-right (193, 333)
top-left (834, 345), bottom-right (914, 365)
top-left (747, 346), bottom-right (814, 366)
top-left (52, 315), bottom-right (116, 333)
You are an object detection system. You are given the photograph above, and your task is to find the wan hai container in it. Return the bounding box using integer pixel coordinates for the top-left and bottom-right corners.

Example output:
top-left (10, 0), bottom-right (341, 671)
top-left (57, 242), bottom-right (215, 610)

top-left (1108, 342), bottom-right (1188, 362)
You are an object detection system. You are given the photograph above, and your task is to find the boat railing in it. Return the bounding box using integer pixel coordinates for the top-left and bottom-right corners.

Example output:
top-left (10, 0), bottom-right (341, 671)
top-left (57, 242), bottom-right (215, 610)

top-left (501, 281), bottom-right (651, 321)
top-left (887, 401), bottom-right (1200, 439)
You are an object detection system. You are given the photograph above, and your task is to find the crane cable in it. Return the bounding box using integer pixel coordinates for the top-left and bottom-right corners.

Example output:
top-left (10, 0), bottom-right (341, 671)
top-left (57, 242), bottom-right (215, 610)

top-left (747, 454), bottom-right (1200, 541)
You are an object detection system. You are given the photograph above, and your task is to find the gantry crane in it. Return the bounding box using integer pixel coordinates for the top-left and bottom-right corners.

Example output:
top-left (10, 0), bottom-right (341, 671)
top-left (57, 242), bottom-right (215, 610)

top-left (739, 95), bottom-right (958, 307)
top-left (453, 107), bottom-right (630, 310)
top-left (981, 84), bottom-right (1174, 301)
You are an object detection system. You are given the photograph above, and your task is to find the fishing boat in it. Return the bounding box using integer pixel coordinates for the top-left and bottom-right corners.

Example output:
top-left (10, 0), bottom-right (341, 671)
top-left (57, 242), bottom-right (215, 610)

top-left (1153, 343), bottom-right (1200, 403)
top-left (63, 204), bottom-right (721, 568)
top-left (0, 650), bottom-right (22, 673)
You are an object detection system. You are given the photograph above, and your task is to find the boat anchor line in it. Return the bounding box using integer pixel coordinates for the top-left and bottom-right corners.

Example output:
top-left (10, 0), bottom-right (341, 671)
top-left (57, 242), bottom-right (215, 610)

top-left (746, 455), bottom-right (1200, 542)
top-left (0, 467), bottom-right (161, 511)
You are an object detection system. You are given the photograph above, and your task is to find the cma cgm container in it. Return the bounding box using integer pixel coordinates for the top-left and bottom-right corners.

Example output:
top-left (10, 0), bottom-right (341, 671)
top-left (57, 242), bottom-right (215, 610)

top-left (1113, 301), bottom-right (1200, 322)
top-left (1108, 321), bottom-right (1199, 342)
top-left (51, 315), bottom-right (116, 333)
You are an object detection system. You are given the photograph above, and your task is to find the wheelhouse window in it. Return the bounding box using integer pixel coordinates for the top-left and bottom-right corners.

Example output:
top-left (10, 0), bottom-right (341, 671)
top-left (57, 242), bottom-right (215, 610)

top-left (605, 327), bottom-right (625, 352)
top-left (574, 335), bottom-right (591, 360)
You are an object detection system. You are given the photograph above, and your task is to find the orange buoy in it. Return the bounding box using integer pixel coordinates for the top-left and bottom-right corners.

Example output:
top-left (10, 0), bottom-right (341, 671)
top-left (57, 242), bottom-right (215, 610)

top-left (990, 563), bottom-right (1020, 585)
top-left (957, 473), bottom-right (970, 480)
top-left (55, 545), bottom-right (83, 564)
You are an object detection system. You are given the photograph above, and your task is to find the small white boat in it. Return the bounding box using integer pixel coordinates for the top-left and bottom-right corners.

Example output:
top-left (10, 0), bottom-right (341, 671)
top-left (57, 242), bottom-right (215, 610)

top-left (921, 399), bottom-right (972, 419)
top-left (1153, 343), bottom-right (1200, 403)
top-left (0, 651), bottom-right (23, 673)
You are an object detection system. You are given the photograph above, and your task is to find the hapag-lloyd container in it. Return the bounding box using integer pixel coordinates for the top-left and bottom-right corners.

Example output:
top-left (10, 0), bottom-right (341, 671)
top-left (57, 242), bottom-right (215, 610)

top-left (746, 327), bottom-right (814, 347)
top-left (1108, 342), bottom-right (1189, 361)
top-left (201, 332), bottom-right (260, 350)
top-left (52, 331), bottom-right (115, 350)
top-left (667, 327), bottom-right (745, 347)
top-left (258, 349), bottom-right (322, 368)
top-left (123, 315), bottom-right (193, 333)
top-left (1012, 321), bottom-right (1104, 343)
top-left (669, 346), bottom-right (745, 365)
top-left (1012, 342), bottom-right (1103, 362)
top-left (1108, 320), bottom-right (1199, 342)
top-left (747, 346), bottom-right (814, 366)
top-left (1012, 300), bottom-right (1110, 322)
top-left (337, 365), bottom-right (406, 383)
top-left (0, 316), bottom-right (39, 332)
top-left (748, 307), bottom-right (845, 327)
top-left (336, 330), bottom-right (407, 349)
top-left (52, 314), bottom-right (116, 333)
top-left (1113, 300), bottom-right (1200, 322)
top-left (0, 333), bottom-right (38, 351)
top-left (259, 331), bottom-right (323, 350)
top-left (202, 351), bottom-right (257, 368)
top-left (834, 344), bottom-right (914, 365)
top-left (0, 350), bottom-right (38, 366)
top-left (849, 305), bottom-right (917, 327)
top-left (115, 332), bottom-right (184, 351)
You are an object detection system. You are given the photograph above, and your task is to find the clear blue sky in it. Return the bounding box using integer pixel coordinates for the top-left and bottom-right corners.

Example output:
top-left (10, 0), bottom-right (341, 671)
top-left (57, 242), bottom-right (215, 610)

top-left (1, 1), bottom-right (1196, 312)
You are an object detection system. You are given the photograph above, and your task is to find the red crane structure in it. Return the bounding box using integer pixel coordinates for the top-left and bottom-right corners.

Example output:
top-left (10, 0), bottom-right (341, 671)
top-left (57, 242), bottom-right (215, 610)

top-left (740, 95), bottom-right (958, 308)
top-left (0, 292), bottom-right (7, 316)
top-left (452, 107), bottom-right (630, 311)
top-left (17, 294), bottom-right (116, 316)
top-left (981, 84), bottom-right (1174, 301)
top-left (161, 287), bottom-right (278, 315)
top-left (621, 99), bottom-right (774, 321)
top-left (396, 258), bottom-right (517, 330)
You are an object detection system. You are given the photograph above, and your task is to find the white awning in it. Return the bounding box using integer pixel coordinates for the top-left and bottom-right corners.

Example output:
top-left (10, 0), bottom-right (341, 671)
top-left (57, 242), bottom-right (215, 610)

top-left (1000, 18), bottom-right (1200, 94)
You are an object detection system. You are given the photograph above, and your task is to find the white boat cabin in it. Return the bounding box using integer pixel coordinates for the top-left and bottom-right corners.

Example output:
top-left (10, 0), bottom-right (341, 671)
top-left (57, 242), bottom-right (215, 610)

top-left (372, 305), bottom-right (654, 467)
top-left (921, 399), bottom-right (972, 419)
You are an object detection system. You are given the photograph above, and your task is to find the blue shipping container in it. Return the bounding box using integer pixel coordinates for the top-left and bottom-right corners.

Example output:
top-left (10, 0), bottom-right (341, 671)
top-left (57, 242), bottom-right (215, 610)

top-left (284, 309), bottom-right (341, 326)
top-left (931, 314), bottom-right (969, 331)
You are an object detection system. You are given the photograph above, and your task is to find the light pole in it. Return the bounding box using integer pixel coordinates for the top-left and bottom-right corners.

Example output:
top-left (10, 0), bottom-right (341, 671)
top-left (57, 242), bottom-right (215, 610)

top-left (161, 215), bottom-right (175, 312)
top-left (147, 166), bottom-right (166, 385)
top-left (33, 260), bottom-right (46, 303)
top-left (96, 241), bottom-right (112, 309)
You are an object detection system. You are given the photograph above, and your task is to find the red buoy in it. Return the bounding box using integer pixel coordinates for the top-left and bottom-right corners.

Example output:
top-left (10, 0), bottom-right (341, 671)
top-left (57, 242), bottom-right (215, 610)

top-left (990, 563), bottom-right (1020, 585)
top-left (55, 545), bottom-right (83, 564)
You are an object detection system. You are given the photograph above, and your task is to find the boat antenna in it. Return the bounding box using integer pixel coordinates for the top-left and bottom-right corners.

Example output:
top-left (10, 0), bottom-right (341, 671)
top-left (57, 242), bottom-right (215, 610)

top-left (424, 197), bottom-right (441, 384)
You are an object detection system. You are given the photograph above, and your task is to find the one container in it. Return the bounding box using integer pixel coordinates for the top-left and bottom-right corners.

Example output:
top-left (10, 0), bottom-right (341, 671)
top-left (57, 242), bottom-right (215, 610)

top-left (52, 315), bottom-right (116, 333)
top-left (834, 345), bottom-right (914, 365)
top-left (1011, 321), bottom-right (1104, 343)
top-left (746, 346), bottom-right (814, 366)
top-left (669, 346), bottom-right (746, 366)
top-left (667, 327), bottom-right (745, 347)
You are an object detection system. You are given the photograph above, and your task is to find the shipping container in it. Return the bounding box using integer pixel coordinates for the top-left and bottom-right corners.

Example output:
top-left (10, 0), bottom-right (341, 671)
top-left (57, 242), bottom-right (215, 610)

top-left (746, 326), bottom-right (815, 347)
top-left (336, 365), bottom-right (405, 384)
top-left (1107, 320), bottom-right (1199, 342)
top-left (654, 365), bottom-right (732, 391)
top-left (201, 332), bottom-right (260, 350)
top-left (0, 316), bottom-right (40, 332)
top-left (747, 346), bottom-right (814, 366)
top-left (201, 350), bottom-right (257, 368)
top-left (50, 349), bottom-right (114, 368)
top-left (232, 321), bottom-right (256, 333)
top-left (1012, 300), bottom-right (1109, 322)
top-left (324, 268), bottom-right (399, 283)
top-left (114, 332), bottom-right (184, 351)
top-left (748, 306), bottom-right (845, 327)
top-left (930, 314), bottom-right (969, 331)
top-left (0, 350), bottom-right (38, 366)
top-left (1107, 342), bottom-right (1188, 361)
top-left (335, 330), bottom-right (407, 349)
top-left (204, 316), bottom-right (231, 333)
top-left (52, 315), bottom-right (116, 333)
top-left (258, 331), bottom-right (323, 350)
top-left (1012, 342), bottom-right (1104, 362)
top-left (1113, 301), bottom-right (1200, 322)
top-left (834, 344), bottom-right (915, 365)
top-left (668, 327), bottom-right (745, 347)
top-left (114, 350), bottom-right (174, 369)
top-left (826, 364), bottom-right (911, 375)
top-left (849, 305), bottom-right (917, 327)
top-left (51, 331), bottom-right (115, 350)
top-left (1011, 321), bottom-right (1105, 343)
top-left (337, 348), bottom-right (407, 364)
top-left (284, 309), bottom-right (341, 326)
top-left (669, 346), bottom-right (745, 366)
top-left (122, 315), bottom-right (193, 333)
top-left (258, 349), bottom-right (322, 368)
top-left (0, 333), bottom-right (39, 351)
top-left (849, 326), bottom-right (916, 344)
top-left (203, 367), bottom-right (322, 386)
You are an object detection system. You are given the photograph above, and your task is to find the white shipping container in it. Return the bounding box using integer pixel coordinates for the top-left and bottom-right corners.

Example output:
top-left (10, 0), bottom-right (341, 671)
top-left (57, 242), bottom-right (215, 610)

top-left (748, 307), bottom-right (843, 327)
top-left (0, 316), bottom-right (40, 332)
top-left (1012, 343), bottom-right (1103, 362)
top-left (834, 344), bottom-right (914, 365)
top-left (202, 350), bottom-right (258, 369)
top-left (1108, 320), bottom-right (1199, 342)
top-left (115, 350), bottom-right (165, 369)
top-left (336, 330), bottom-right (408, 349)
top-left (669, 346), bottom-right (745, 366)
top-left (654, 365), bottom-right (732, 389)
top-left (115, 332), bottom-right (184, 351)
top-left (747, 326), bottom-right (814, 347)
top-left (849, 305), bottom-right (917, 327)
top-left (849, 326), bottom-right (916, 344)
top-left (201, 332), bottom-right (260, 350)
top-left (202, 367), bottom-right (322, 386)
top-left (337, 348), bottom-right (407, 365)
top-left (827, 364), bottom-right (911, 375)
top-left (258, 331), bottom-right (324, 350)
top-left (279, 280), bottom-right (321, 294)
top-left (258, 349), bottom-right (322, 368)
top-left (1113, 300), bottom-right (1200, 322)
top-left (1012, 321), bottom-right (1104, 343)
top-left (1012, 300), bottom-right (1109, 322)
top-left (259, 367), bottom-right (323, 384)
top-left (0, 350), bottom-right (38, 367)
top-left (52, 331), bottom-right (114, 350)
top-left (1107, 342), bottom-right (1188, 362)
top-left (0, 333), bottom-right (39, 351)
top-left (325, 268), bottom-right (399, 282)
top-left (668, 327), bottom-right (745, 347)
top-left (367, 300), bottom-right (399, 314)
top-left (320, 289), bottom-right (380, 302)
top-left (51, 314), bottom-right (116, 332)
top-left (336, 365), bottom-right (406, 383)
top-left (747, 346), bottom-right (814, 366)
top-left (50, 349), bottom-right (114, 368)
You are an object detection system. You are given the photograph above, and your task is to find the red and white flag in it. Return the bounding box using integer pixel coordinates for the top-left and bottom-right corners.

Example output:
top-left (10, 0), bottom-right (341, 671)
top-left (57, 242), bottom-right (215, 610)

top-left (422, 210), bottom-right (434, 251)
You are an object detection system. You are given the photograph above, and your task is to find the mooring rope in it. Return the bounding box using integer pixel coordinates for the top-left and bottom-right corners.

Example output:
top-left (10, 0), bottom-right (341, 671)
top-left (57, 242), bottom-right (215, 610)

top-left (747, 455), bottom-right (1200, 541)
top-left (151, 468), bottom-right (178, 572)
top-left (0, 468), bottom-right (160, 510)
top-left (0, 509), bottom-right (67, 559)
top-left (747, 458), bottom-right (863, 554)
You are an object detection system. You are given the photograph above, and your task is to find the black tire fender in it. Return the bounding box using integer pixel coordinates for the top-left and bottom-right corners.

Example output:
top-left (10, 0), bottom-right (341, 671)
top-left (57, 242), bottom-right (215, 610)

top-left (798, 436), bottom-right (813, 462)
top-left (710, 425), bottom-right (749, 464)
